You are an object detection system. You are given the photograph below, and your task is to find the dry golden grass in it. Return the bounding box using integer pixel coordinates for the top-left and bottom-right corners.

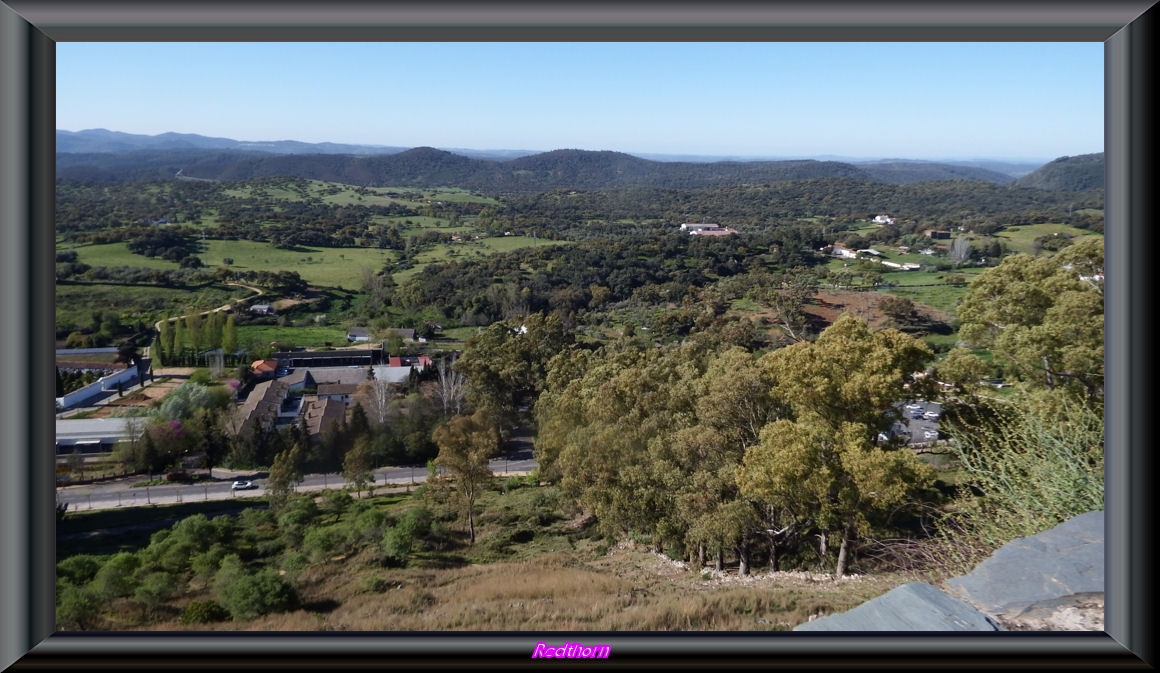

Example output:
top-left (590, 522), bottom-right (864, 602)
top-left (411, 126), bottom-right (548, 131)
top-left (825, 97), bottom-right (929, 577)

top-left (140, 539), bottom-right (912, 633)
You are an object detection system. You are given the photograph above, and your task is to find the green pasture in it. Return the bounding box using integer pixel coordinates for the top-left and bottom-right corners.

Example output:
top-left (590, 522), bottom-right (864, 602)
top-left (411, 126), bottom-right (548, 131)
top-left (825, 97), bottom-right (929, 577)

top-left (478, 235), bottom-right (565, 254)
top-left (55, 282), bottom-right (248, 333)
top-left (69, 241), bottom-right (397, 290)
top-left (236, 324), bottom-right (354, 350)
top-left (64, 242), bottom-right (180, 270)
top-left (992, 225), bottom-right (1101, 255)
top-left (70, 234), bottom-right (568, 292)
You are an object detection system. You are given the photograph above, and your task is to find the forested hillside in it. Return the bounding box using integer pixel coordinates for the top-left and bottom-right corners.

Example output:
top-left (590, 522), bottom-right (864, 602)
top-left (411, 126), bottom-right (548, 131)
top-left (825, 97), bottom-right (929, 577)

top-left (57, 145), bottom-right (1097, 193)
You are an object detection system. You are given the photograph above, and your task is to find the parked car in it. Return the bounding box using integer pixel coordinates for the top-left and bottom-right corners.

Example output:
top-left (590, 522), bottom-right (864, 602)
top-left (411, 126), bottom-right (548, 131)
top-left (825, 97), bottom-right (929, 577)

top-left (923, 430), bottom-right (939, 440)
top-left (923, 410), bottom-right (940, 420)
top-left (231, 480), bottom-right (257, 490)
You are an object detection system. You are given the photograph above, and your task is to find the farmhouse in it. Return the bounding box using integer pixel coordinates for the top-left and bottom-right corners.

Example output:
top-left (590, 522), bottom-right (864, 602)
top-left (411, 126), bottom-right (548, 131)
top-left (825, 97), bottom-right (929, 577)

top-left (680, 223), bottom-right (738, 236)
top-left (250, 304), bottom-right (274, 315)
top-left (347, 326), bottom-right (371, 343)
top-left (830, 244), bottom-right (859, 260)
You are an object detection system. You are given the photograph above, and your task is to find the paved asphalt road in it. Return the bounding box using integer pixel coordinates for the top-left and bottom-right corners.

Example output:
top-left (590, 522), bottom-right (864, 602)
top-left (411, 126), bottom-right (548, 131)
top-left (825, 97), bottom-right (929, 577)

top-left (57, 446), bottom-right (539, 513)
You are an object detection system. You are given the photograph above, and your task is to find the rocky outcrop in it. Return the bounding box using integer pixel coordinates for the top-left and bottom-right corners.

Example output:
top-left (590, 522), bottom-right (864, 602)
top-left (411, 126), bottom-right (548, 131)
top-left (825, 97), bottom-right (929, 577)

top-left (795, 511), bottom-right (1104, 631)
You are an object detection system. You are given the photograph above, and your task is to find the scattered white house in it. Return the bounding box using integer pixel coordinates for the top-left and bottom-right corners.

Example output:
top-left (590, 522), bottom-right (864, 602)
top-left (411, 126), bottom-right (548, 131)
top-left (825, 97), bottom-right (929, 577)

top-left (831, 244), bottom-right (859, 259)
top-left (680, 223), bottom-right (738, 236)
top-left (873, 215), bottom-right (896, 225)
top-left (250, 304), bottom-right (274, 315)
top-left (347, 326), bottom-right (371, 343)
top-left (858, 248), bottom-right (884, 257)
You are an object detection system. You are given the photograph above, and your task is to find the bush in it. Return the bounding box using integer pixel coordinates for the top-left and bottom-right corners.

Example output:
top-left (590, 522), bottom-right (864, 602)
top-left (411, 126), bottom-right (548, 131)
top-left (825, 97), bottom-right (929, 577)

top-left (362, 575), bottom-right (393, 594)
top-left (190, 545), bottom-right (230, 587)
top-left (57, 583), bottom-right (100, 630)
top-left (280, 551), bottom-right (309, 573)
top-left (380, 525), bottom-right (413, 568)
top-left (302, 524), bottom-right (349, 562)
top-left (932, 396), bottom-right (1104, 574)
top-left (90, 551), bottom-right (141, 600)
top-left (57, 554), bottom-right (103, 586)
top-left (134, 571), bottom-right (176, 618)
top-left (346, 507), bottom-right (387, 549)
top-left (178, 600), bottom-right (230, 624)
top-left (214, 556), bottom-right (299, 622)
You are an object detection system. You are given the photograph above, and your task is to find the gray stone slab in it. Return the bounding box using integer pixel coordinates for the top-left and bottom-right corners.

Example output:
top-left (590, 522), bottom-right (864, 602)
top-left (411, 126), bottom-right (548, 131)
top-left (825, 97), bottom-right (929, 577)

top-left (793, 582), bottom-right (1000, 631)
top-left (943, 511), bottom-right (1103, 616)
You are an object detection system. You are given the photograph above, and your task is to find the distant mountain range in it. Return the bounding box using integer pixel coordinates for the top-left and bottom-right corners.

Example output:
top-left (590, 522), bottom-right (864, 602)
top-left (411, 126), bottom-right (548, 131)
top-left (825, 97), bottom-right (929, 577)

top-left (55, 129), bottom-right (1101, 193)
top-left (1011, 153), bottom-right (1106, 191)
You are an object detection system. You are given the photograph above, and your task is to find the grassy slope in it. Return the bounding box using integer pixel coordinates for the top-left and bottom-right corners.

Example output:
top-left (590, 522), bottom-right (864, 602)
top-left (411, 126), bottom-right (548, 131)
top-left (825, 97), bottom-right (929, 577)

top-left (60, 483), bottom-right (917, 632)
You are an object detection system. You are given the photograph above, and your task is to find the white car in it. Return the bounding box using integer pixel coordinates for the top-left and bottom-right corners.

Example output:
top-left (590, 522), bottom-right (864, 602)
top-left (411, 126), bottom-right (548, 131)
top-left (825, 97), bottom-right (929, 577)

top-left (231, 480), bottom-right (257, 490)
top-left (923, 430), bottom-right (939, 440)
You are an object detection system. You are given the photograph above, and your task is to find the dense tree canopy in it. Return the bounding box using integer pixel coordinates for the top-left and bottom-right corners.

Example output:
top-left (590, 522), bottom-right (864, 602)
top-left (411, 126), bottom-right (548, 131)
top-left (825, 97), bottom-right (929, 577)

top-left (956, 236), bottom-right (1104, 406)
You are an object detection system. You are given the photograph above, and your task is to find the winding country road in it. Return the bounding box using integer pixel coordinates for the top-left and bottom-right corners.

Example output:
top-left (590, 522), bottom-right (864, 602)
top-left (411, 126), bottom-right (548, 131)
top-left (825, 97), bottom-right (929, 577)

top-left (149, 280), bottom-right (263, 336)
top-left (148, 282), bottom-right (263, 356)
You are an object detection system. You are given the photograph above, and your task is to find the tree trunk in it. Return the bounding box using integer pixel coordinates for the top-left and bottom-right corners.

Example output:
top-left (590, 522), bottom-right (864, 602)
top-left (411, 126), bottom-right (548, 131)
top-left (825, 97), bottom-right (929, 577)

top-left (697, 544), bottom-right (705, 569)
top-left (835, 523), bottom-right (854, 578)
top-left (715, 548), bottom-right (724, 572)
top-left (768, 537), bottom-right (779, 572)
top-left (738, 537), bottom-right (750, 577)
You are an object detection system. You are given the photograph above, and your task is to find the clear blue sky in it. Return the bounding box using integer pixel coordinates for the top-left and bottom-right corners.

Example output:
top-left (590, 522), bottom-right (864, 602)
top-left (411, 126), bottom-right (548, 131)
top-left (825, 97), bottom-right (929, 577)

top-left (57, 42), bottom-right (1103, 162)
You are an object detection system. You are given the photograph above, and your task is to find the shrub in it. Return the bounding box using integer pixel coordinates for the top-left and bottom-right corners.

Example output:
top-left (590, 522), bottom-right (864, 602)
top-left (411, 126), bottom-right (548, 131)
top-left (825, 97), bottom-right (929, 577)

top-left (178, 600), bottom-right (230, 624)
top-left (362, 575), bottom-right (392, 594)
top-left (346, 507), bottom-right (387, 549)
top-left (213, 556), bottom-right (299, 622)
top-left (57, 583), bottom-right (100, 630)
top-left (302, 524), bottom-right (349, 562)
top-left (280, 551), bottom-right (309, 573)
top-left (90, 551), bottom-right (141, 600)
top-left (133, 571), bottom-right (176, 619)
top-left (932, 396), bottom-right (1104, 574)
top-left (397, 505), bottom-right (433, 538)
top-left (277, 496), bottom-right (321, 547)
top-left (380, 525), bottom-right (413, 568)
top-left (57, 554), bottom-right (103, 586)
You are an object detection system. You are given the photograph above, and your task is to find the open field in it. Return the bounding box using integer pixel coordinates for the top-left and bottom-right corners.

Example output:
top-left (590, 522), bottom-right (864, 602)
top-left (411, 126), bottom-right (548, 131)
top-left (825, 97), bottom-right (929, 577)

top-left (70, 236), bottom-right (567, 291)
top-left (822, 256), bottom-right (987, 315)
top-left (56, 282), bottom-right (249, 333)
top-left (992, 225), bottom-right (1101, 255)
top-left (236, 324), bottom-right (356, 350)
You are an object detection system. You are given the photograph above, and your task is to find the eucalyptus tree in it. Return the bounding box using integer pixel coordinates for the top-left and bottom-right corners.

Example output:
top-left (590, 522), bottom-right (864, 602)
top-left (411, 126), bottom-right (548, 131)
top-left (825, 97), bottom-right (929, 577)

top-left (956, 236), bottom-right (1104, 407)
top-left (737, 314), bottom-right (937, 577)
top-left (433, 410), bottom-right (501, 544)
